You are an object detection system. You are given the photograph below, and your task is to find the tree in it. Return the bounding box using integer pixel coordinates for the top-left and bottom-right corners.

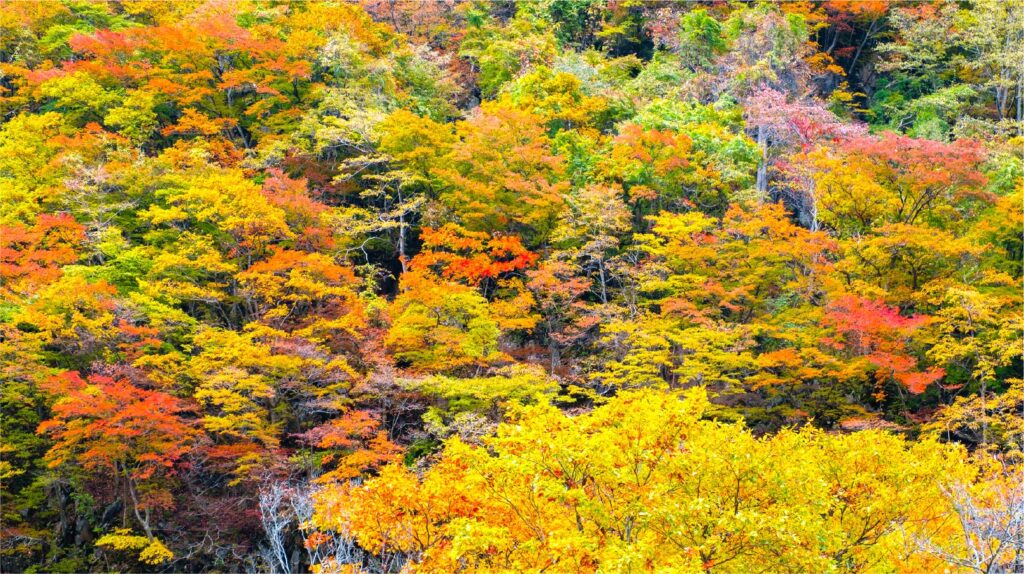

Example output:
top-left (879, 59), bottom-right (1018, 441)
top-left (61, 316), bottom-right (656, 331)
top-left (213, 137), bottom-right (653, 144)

top-left (837, 133), bottom-right (989, 226)
top-left (677, 8), bottom-right (728, 73)
top-left (38, 371), bottom-right (197, 562)
top-left (927, 379), bottom-right (1024, 455)
top-left (190, 327), bottom-right (314, 450)
top-left (385, 270), bottom-right (504, 374)
top-left (744, 87), bottom-right (864, 209)
top-left (601, 124), bottom-right (710, 219)
top-left (458, 9), bottom-right (558, 99)
top-left (837, 222), bottom-right (982, 297)
top-left (918, 462), bottom-right (1024, 573)
top-left (790, 132), bottom-right (990, 239)
top-left (433, 103), bottom-right (568, 245)
top-left (0, 213), bottom-right (84, 300)
top-left (313, 387), bottom-right (978, 573)
top-left (526, 259), bottom-right (599, 372)
top-left (296, 409), bottom-right (401, 484)
top-left (638, 203), bottom-right (834, 323)
top-left (237, 248), bottom-right (365, 337)
top-left (501, 65), bottom-right (612, 131)
top-left (410, 224), bottom-right (537, 289)
top-left (0, 112), bottom-right (66, 224)
top-left (358, 110), bottom-right (456, 271)
top-left (876, 0), bottom-right (1024, 135)
top-left (823, 294), bottom-right (944, 398)
top-left (925, 286), bottom-right (1023, 446)
top-left (407, 364), bottom-right (559, 417)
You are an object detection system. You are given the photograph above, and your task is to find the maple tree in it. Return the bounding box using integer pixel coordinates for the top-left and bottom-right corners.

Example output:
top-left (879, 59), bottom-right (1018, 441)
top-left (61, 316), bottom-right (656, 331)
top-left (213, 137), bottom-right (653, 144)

top-left (822, 294), bottom-right (944, 398)
top-left (37, 371), bottom-right (196, 564)
top-left (0, 213), bottom-right (85, 299)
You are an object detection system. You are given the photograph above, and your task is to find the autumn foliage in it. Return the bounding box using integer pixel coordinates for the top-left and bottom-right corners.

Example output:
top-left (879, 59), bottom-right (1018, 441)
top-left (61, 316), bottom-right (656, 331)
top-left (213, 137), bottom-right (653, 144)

top-left (0, 1), bottom-right (1021, 573)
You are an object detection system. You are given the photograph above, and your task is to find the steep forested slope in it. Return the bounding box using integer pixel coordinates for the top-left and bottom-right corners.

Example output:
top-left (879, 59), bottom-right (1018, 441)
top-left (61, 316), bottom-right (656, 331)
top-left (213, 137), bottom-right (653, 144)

top-left (0, 1), bottom-right (1021, 572)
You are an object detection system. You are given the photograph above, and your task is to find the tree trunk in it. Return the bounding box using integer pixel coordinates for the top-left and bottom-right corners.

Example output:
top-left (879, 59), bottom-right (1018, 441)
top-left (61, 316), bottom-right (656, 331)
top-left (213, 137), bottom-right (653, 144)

top-left (756, 125), bottom-right (768, 203)
top-left (1017, 80), bottom-right (1022, 135)
top-left (597, 259), bottom-right (609, 304)
top-left (127, 477), bottom-right (154, 541)
top-left (849, 19), bottom-right (878, 76)
top-left (549, 340), bottom-right (560, 373)
top-left (398, 210), bottom-right (408, 274)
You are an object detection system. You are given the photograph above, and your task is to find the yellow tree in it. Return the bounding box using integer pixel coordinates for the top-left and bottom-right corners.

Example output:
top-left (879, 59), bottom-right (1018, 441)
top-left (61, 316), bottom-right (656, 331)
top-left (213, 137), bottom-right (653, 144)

top-left (312, 388), bottom-right (980, 573)
top-left (385, 269), bottom-right (505, 374)
top-left (433, 103), bottom-right (568, 245)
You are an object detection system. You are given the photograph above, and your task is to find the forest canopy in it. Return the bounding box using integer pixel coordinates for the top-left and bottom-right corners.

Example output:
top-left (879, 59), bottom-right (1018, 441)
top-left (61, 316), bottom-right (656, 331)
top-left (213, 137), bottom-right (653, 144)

top-left (0, 0), bottom-right (1022, 573)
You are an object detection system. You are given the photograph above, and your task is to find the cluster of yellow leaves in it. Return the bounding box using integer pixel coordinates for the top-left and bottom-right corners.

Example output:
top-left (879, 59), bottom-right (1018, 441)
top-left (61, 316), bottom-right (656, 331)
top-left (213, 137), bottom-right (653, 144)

top-left (141, 168), bottom-right (292, 254)
top-left (190, 327), bottom-right (357, 449)
top-left (434, 104), bottom-right (568, 243)
top-left (502, 66), bottom-right (611, 129)
top-left (926, 378), bottom-right (1024, 459)
top-left (385, 270), bottom-right (505, 373)
top-left (591, 203), bottom-right (833, 392)
top-left (313, 388), bottom-right (985, 573)
top-left (238, 248), bottom-right (365, 337)
top-left (95, 529), bottom-right (173, 565)
top-left (405, 364), bottom-right (559, 412)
